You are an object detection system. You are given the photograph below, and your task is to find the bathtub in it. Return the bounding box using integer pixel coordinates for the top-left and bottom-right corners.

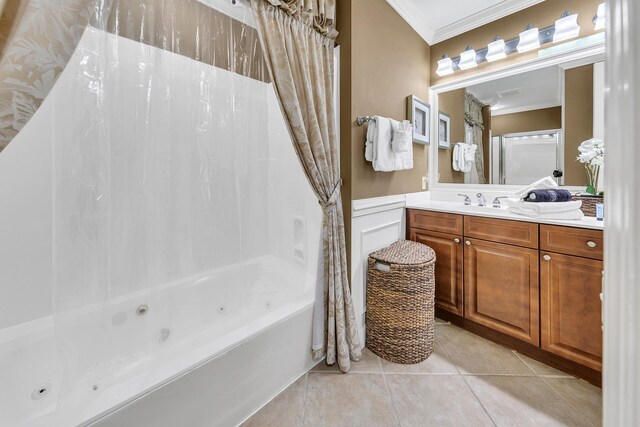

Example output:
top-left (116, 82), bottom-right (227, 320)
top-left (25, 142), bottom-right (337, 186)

top-left (0, 255), bottom-right (316, 427)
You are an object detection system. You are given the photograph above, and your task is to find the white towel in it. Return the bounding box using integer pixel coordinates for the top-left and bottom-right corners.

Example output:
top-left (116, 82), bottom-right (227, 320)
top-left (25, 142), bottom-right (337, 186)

top-left (508, 200), bottom-right (584, 220)
top-left (513, 176), bottom-right (559, 199)
top-left (452, 143), bottom-right (460, 171)
top-left (453, 143), bottom-right (476, 173)
top-left (508, 200), bottom-right (583, 213)
top-left (510, 209), bottom-right (585, 220)
top-left (462, 144), bottom-right (477, 173)
top-left (365, 118), bottom-right (376, 162)
top-left (370, 116), bottom-right (413, 172)
top-left (391, 120), bottom-right (412, 153)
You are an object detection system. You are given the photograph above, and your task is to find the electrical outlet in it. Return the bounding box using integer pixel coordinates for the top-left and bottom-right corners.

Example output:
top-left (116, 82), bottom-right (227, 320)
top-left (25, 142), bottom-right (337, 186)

top-left (421, 176), bottom-right (428, 190)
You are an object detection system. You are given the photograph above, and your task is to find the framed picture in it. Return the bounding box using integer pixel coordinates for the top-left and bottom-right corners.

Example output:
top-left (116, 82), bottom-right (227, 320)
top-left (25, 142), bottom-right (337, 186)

top-left (438, 112), bottom-right (451, 149)
top-left (406, 95), bottom-right (430, 145)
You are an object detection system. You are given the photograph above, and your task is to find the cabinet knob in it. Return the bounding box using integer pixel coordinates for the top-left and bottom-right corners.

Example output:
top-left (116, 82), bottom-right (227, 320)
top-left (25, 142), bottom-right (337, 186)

top-left (465, 240), bottom-right (471, 246)
top-left (543, 254), bottom-right (551, 261)
top-left (454, 238), bottom-right (460, 244)
top-left (587, 241), bottom-right (597, 248)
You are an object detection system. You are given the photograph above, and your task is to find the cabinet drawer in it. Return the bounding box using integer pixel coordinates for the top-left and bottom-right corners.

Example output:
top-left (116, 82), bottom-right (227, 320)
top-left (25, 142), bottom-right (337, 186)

top-left (464, 216), bottom-right (538, 249)
top-left (541, 225), bottom-right (603, 260)
top-left (407, 209), bottom-right (463, 235)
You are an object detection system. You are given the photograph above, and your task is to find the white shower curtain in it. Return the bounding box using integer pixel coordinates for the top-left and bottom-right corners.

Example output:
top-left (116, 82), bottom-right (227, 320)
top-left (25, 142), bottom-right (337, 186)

top-left (46, 0), bottom-right (321, 408)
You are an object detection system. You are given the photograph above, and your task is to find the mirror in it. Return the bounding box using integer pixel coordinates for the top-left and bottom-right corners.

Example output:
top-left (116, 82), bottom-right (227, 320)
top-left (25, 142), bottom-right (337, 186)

top-left (436, 61), bottom-right (605, 187)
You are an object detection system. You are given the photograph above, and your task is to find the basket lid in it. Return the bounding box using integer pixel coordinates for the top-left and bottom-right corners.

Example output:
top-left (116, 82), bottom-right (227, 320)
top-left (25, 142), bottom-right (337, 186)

top-left (369, 240), bottom-right (435, 265)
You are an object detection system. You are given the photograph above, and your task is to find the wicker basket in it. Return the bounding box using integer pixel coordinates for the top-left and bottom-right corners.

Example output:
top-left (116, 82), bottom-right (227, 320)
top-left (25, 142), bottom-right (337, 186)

top-left (366, 240), bottom-right (436, 364)
top-left (573, 194), bottom-right (604, 217)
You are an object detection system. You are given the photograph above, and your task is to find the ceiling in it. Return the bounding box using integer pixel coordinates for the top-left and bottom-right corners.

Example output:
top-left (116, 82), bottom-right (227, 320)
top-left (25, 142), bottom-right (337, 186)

top-left (386, 0), bottom-right (545, 45)
top-left (466, 65), bottom-right (562, 115)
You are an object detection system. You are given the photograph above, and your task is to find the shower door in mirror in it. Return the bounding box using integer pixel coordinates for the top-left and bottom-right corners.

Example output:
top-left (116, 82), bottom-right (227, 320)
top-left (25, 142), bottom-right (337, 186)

top-left (495, 131), bottom-right (563, 185)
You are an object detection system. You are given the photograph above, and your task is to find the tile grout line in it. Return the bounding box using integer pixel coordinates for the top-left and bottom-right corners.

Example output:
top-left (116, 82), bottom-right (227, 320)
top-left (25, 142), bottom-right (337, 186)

top-left (299, 373), bottom-right (309, 427)
top-left (510, 350), bottom-right (538, 376)
top-left (437, 325), bottom-right (497, 427)
top-left (380, 362), bottom-right (402, 427)
top-left (538, 376), bottom-right (598, 427)
top-left (459, 374), bottom-right (498, 427)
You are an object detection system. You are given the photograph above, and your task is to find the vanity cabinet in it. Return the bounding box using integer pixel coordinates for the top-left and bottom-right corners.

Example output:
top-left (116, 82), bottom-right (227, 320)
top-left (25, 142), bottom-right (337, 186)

top-left (406, 209), bottom-right (604, 380)
top-left (407, 210), bottom-right (463, 315)
top-left (540, 225), bottom-right (603, 371)
top-left (464, 238), bottom-right (539, 345)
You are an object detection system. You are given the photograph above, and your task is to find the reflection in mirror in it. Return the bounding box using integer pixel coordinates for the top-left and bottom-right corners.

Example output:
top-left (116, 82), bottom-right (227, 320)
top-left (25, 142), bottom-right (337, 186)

top-left (437, 61), bottom-right (605, 188)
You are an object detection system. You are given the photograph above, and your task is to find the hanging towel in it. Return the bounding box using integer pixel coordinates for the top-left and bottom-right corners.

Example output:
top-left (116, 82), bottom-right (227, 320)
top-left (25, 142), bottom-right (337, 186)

top-left (452, 143), bottom-right (461, 171)
top-left (525, 189), bottom-right (573, 202)
top-left (364, 117), bottom-right (376, 162)
top-left (369, 116), bottom-right (413, 172)
top-left (391, 120), bottom-right (412, 153)
top-left (453, 143), bottom-right (476, 173)
top-left (513, 176), bottom-right (559, 199)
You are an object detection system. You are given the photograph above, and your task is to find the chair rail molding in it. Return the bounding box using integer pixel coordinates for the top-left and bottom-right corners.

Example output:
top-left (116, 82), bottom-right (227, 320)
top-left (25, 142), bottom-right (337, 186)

top-left (603, 0), bottom-right (640, 425)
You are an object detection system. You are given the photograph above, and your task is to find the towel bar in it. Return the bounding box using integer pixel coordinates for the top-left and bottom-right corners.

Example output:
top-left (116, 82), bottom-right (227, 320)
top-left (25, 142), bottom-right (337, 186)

top-left (357, 116), bottom-right (375, 126)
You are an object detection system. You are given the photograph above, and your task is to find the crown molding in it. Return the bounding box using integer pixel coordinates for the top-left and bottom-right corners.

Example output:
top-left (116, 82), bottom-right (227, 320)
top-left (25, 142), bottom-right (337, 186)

top-left (431, 0), bottom-right (546, 45)
top-left (386, 0), bottom-right (436, 44)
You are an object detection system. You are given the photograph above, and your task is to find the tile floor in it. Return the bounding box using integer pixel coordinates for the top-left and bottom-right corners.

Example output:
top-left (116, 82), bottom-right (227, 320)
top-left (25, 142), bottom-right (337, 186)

top-left (243, 320), bottom-right (602, 427)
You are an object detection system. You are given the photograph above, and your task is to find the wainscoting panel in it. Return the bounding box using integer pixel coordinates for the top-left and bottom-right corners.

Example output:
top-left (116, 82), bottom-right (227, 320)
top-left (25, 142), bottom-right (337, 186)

top-left (351, 195), bottom-right (408, 343)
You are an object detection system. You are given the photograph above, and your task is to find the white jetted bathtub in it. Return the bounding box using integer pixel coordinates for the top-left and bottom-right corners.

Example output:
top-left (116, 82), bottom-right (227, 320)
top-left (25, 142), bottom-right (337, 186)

top-left (0, 256), bottom-right (316, 427)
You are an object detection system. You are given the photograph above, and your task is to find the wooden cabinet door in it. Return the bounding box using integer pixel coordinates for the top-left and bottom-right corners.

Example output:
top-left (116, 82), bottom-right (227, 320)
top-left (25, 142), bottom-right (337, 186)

top-left (540, 252), bottom-right (603, 371)
top-left (410, 229), bottom-right (463, 316)
top-left (464, 238), bottom-right (540, 345)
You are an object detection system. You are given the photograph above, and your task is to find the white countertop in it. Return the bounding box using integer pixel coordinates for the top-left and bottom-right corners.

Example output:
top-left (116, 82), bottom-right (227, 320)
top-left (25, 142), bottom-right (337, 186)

top-left (406, 200), bottom-right (604, 231)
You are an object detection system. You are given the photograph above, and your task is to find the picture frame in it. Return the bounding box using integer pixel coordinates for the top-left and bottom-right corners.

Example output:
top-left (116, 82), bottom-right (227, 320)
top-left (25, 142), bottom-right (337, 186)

top-left (438, 112), bottom-right (451, 149)
top-left (406, 95), bottom-right (430, 145)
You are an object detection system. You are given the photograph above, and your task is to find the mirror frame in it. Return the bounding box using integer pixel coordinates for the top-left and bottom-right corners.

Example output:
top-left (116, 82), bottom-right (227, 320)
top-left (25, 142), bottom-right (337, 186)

top-left (428, 39), bottom-right (605, 192)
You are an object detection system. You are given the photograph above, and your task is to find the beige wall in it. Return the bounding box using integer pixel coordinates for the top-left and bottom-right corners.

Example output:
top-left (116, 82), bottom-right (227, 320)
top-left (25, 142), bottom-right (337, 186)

top-left (437, 89), bottom-right (465, 183)
top-left (492, 107), bottom-right (562, 136)
top-left (565, 64), bottom-right (594, 186)
top-left (348, 0), bottom-right (431, 200)
top-left (430, 0), bottom-right (603, 86)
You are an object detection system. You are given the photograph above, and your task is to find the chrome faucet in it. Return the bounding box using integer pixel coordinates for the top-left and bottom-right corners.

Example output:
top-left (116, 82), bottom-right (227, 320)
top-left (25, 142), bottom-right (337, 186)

top-left (458, 194), bottom-right (472, 205)
top-left (477, 193), bottom-right (486, 207)
top-left (492, 196), bottom-right (509, 208)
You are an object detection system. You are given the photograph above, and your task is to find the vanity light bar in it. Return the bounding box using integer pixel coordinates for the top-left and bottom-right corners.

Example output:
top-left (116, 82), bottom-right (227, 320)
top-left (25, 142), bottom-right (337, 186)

top-left (442, 24), bottom-right (556, 74)
top-left (438, 4), bottom-right (604, 77)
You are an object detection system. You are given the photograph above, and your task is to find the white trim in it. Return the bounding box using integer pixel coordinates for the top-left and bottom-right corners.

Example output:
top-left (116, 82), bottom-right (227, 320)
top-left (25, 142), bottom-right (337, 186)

top-left (352, 194), bottom-right (406, 218)
top-left (490, 101), bottom-right (561, 116)
top-left (603, 0), bottom-right (640, 424)
top-left (386, 0), bottom-right (544, 45)
top-left (385, 0), bottom-right (435, 45)
top-left (429, 41), bottom-right (605, 192)
top-left (431, 0), bottom-right (545, 45)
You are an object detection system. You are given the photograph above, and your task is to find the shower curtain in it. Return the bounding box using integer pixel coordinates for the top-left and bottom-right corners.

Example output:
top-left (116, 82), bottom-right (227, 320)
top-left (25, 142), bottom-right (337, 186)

top-left (465, 91), bottom-right (486, 184)
top-left (0, 0), bottom-right (95, 152)
top-left (251, 0), bottom-right (361, 372)
top-left (42, 0), bottom-right (321, 409)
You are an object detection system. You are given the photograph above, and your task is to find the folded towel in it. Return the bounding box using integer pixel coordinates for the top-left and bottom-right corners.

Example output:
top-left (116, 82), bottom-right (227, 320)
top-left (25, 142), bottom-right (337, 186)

top-left (452, 143), bottom-right (461, 171)
top-left (365, 118), bottom-right (376, 161)
top-left (525, 189), bottom-right (573, 202)
top-left (510, 209), bottom-right (585, 220)
top-left (513, 176), bottom-right (559, 199)
top-left (508, 200), bottom-right (582, 214)
top-left (391, 120), bottom-right (412, 153)
top-left (371, 116), bottom-right (413, 172)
